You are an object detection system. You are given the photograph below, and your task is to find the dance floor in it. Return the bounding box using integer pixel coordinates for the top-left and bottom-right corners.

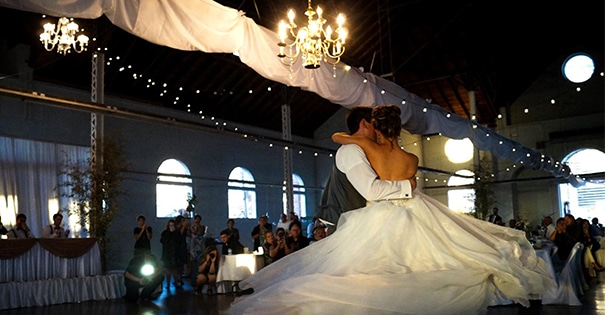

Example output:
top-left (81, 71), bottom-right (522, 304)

top-left (0, 278), bottom-right (603, 315)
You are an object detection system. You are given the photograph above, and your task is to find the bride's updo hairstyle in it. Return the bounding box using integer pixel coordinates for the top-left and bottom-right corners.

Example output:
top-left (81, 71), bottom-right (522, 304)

top-left (372, 104), bottom-right (401, 139)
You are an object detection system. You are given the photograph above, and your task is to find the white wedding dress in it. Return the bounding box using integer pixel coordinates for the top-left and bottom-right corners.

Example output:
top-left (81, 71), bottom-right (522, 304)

top-left (229, 192), bottom-right (554, 315)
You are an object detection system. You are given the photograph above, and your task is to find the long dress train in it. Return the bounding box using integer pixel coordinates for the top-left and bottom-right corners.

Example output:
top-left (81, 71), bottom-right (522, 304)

top-left (229, 192), bottom-right (554, 315)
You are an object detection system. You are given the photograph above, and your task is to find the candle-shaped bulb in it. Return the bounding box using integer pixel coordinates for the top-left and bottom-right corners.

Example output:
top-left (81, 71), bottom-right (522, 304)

top-left (278, 20), bottom-right (287, 42)
top-left (337, 13), bottom-right (345, 26)
top-left (288, 9), bottom-right (295, 23)
top-left (326, 25), bottom-right (332, 39)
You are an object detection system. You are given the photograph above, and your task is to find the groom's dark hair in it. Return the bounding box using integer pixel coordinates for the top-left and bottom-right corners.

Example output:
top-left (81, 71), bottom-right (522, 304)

top-left (345, 106), bottom-right (372, 134)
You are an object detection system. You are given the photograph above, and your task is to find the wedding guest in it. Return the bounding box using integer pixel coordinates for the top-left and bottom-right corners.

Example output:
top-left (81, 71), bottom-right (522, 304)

top-left (226, 218), bottom-right (240, 241)
top-left (190, 214), bottom-right (207, 266)
top-left (160, 219), bottom-right (184, 289)
top-left (285, 221), bottom-right (309, 255)
top-left (124, 249), bottom-right (164, 303)
top-left (263, 230), bottom-right (285, 265)
top-left (551, 218), bottom-right (576, 261)
top-left (310, 224), bottom-right (327, 244)
top-left (591, 217), bottom-right (605, 237)
top-left (175, 215), bottom-right (190, 280)
top-left (195, 245), bottom-right (220, 296)
top-left (220, 229), bottom-right (244, 255)
top-left (134, 215), bottom-right (152, 252)
top-left (487, 207), bottom-right (502, 224)
top-left (0, 216), bottom-right (8, 235)
top-left (7, 213), bottom-right (34, 239)
top-left (543, 216), bottom-right (556, 239)
top-left (276, 213), bottom-right (291, 234)
top-left (42, 213), bottom-right (70, 238)
top-left (251, 215), bottom-right (272, 251)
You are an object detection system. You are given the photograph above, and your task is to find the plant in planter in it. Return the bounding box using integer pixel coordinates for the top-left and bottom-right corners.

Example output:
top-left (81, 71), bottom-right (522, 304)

top-left (186, 193), bottom-right (198, 214)
top-left (472, 155), bottom-right (496, 221)
top-left (59, 133), bottom-right (129, 271)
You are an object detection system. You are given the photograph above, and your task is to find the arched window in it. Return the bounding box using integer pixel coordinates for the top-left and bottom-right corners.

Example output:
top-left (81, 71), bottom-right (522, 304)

top-left (559, 148), bottom-right (605, 219)
top-left (156, 159), bottom-right (192, 218)
top-left (228, 167), bottom-right (257, 219)
top-left (447, 169), bottom-right (475, 214)
top-left (283, 174), bottom-right (307, 218)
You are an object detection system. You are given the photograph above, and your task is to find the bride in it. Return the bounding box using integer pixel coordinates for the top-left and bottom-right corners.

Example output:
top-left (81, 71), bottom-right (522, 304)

top-left (229, 105), bottom-right (554, 315)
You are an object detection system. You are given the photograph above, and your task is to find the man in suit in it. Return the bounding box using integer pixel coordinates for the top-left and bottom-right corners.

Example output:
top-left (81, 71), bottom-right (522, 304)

top-left (315, 106), bottom-right (415, 235)
top-left (487, 207), bottom-right (502, 224)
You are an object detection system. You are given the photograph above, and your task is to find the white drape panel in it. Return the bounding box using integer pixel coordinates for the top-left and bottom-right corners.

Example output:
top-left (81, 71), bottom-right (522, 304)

top-left (0, 0), bottom-right (579, 185)
top-left (0, 274), bottom-right (125, 310)
top-left (0, 136), bottom-right (89, 234)
top-left (540, 243), bottom-right (583, 306)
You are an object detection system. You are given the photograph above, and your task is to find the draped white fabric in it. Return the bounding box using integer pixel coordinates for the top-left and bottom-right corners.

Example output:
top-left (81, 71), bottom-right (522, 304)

top-left (537, 244), bottom-right (582, 306)
top-left (0, 241), bottom-right (102, 282)
top-left (0, 136), bottom-right (89, 233)
top-left (0, 274), bottom-right (125, 310)
top-left (0, 0), bottom-right (579, 185)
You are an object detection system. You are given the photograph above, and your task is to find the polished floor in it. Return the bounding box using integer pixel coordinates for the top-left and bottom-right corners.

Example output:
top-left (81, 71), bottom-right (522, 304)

top-left (1, 277), bottom-right (604, 315)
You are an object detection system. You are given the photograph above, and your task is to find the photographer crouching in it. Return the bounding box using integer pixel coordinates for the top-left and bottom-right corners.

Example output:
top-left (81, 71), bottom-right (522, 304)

top-left (124, 249), bottom-right (164, 303)
top-left (195, 245), bottom-right (219, 295)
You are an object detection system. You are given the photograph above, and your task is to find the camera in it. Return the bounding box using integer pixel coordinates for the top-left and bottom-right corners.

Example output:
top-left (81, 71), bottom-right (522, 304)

top-left (209, 253), bottom-right (216, 259)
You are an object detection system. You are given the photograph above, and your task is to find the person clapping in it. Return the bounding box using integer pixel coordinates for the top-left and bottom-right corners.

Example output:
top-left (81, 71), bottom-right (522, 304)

top-left (42, 213), bottom-right (70, 238)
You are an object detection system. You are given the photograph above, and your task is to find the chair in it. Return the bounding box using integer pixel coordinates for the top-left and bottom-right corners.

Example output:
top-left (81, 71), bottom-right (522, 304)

top-left (542, 242), bottom-right (583, 306)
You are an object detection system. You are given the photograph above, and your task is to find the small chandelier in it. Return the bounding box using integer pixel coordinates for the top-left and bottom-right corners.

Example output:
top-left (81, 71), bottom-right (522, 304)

top-left (277, 0), bottom-right (347, 69)
top-left (39, 17), bottom-right (89, 55)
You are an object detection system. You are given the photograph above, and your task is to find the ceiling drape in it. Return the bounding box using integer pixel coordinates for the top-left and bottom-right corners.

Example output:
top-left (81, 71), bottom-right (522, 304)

top-left (0, 0), bottom-right (581, 186)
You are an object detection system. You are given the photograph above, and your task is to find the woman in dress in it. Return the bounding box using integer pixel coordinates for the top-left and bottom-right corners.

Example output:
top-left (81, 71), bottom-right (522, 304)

top-left (230, 105), bottom-right (553, 315)
top-left (160, 219), bottom-right (184, 289)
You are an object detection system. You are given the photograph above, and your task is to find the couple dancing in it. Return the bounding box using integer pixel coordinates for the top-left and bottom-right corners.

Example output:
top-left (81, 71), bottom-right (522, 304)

top-left (230, 105), bottom-right (553, 314)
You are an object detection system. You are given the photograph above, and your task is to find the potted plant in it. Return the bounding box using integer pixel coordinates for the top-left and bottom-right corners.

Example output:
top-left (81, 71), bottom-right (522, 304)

top-left (59, 132), bottom-right (129, 271)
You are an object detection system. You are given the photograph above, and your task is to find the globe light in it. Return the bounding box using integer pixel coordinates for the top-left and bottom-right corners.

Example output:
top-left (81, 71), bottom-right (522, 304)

top-left (141, 264), bottom-right (154, 276)
top-left (444, 138), bottom-right (474, 164)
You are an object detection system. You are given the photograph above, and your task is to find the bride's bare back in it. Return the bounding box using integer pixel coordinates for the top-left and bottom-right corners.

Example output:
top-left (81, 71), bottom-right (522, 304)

top-left (333, 133), bottom-right (418, 181)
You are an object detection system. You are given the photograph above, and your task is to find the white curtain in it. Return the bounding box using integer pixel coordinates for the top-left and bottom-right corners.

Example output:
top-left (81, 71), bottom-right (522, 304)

top-left (0, 136), bottom-right (89, 236)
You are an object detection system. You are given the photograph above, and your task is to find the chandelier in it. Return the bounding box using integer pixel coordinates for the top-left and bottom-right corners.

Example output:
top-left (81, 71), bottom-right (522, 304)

top-left (39, 17), bottom-right (89, 55)
top-left (277, 0), bottom-right (347, 69)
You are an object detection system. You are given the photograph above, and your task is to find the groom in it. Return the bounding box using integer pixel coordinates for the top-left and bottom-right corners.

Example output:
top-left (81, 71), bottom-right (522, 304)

top-left (315, 106), bottom-right (415, 235)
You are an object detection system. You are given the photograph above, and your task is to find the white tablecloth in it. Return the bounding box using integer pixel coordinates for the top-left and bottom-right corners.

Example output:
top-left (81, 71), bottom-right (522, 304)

top-left (0, 239), bottom-right (102, 282)
top-left (216, 253), bottom-right (264, 293)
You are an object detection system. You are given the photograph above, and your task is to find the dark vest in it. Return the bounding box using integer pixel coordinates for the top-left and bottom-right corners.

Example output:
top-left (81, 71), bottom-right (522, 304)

top-left (315, 164), bottom-right (366, 233)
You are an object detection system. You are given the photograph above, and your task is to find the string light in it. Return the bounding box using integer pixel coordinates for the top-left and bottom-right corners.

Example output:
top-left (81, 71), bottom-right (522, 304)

top-left (99, 48), bottom-right (599, 181)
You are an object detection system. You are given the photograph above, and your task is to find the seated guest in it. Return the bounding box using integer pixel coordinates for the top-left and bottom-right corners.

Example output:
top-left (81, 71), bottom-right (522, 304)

top-left (285, 221), bottom-right (310, 255)
top-left (276, 213), bottom-right (291, 234)
top-left (42, 213), bottom-right (70, 238)
top-left (0, 216), bottom-right (8, 235)
top-left (551, 217), bottom-right (577, 261)
top-left (220, 229), bottom-right (244, 255)
top-left (226, 218), bottom-right (240, 241)
top-left (195, 245), bottom-right (220, 295)
top-left (543, 216), bottom-right (556, 239)
top-left (263, 230), bottom-right (286, 265)
top-left (7, 213), bottom-right (34, 239)
top-left (591, 217), bottom-right (605, 237)
top-left (251, 215), bottom-right (272, 251)
top-left (124, 249), bottom-right (164, 303)
top-left (579, 218), bottom-right (604, 276)
top-left (310, 224), bottom-right (327, 244)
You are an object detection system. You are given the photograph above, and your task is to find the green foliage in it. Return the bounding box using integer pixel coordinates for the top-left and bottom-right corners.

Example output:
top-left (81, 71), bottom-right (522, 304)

top-left (472, 155), bottom-right (496, 220)
top-left (59, 131), bottom-right (129, 271)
